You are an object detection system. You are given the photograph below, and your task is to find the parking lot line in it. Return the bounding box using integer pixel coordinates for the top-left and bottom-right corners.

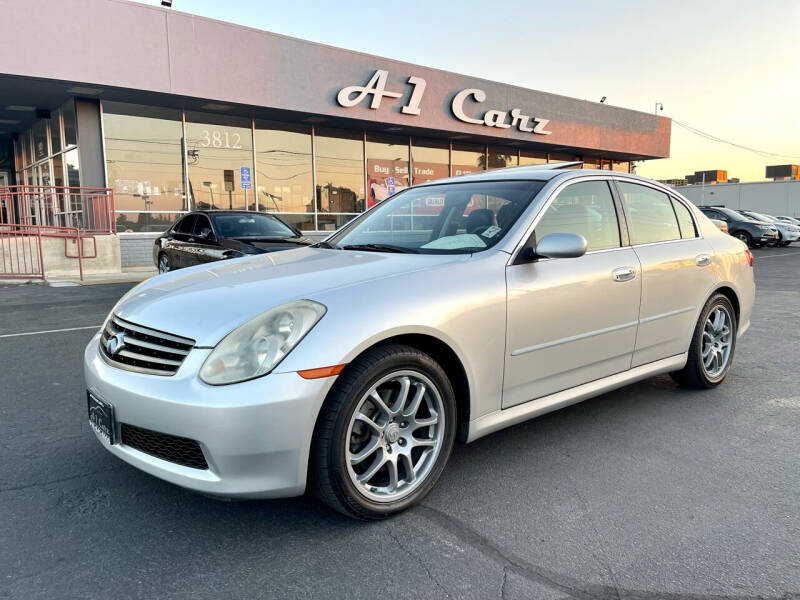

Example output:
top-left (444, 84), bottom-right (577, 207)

top-left (0, 325), bottom-right (101, 339)
top-left (754, 252), bottom-right (799, 259)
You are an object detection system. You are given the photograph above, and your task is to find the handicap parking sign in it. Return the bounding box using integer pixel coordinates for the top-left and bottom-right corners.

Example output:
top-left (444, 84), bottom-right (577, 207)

top-left (240, 167), bottom-right (252, 190)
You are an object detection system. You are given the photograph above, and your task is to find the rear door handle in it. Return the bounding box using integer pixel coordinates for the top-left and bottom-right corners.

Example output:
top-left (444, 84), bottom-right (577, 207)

top-left (612, 267), bottom-right (636, 282)
top-left (696, 254), bottom-right (711, 267)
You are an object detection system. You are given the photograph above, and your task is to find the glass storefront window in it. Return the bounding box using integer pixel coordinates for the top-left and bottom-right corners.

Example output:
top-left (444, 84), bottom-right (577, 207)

top-left (103, 102), bottom-right (185, 223)
top-left (549, 153), bottom-right (581, 169)
top-left (582, 157), bottom-right (600, 170)
top-left (411, 138), bottom-right (449, 184)
top-left (32, 120), bottom-right (48, 163)
top-left (51, 154), bottom-right (64, 187)
top-left (519, 150), bottom-right (547, 165)
top-left (273, 213), bottom-right (316, 232)
top-left (64, 148), bottom-right (80, 187)
top-left (487, 146), bottom-right (518, 170)
top-left (116, 212), bottom-right (186, 233)
top-left (62, 100), bottom-right (77, 147)
top-left (254, 120), bottom-right (313, 214)
top-left (315, 128), bottom-right (365, 214)
top-left (451, 143), bottom-right (485, 176)
top-left (50, 110), bottom-right (62, 155)
top-left (186, 112), bottom-right (254, 211)
top-left (318, 213), bottom-right (359, 232)
top-left (366, 134), bottom-right (409, 208)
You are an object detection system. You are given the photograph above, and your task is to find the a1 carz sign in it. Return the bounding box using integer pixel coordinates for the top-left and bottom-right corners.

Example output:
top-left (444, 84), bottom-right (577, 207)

top-left (336, 69), bottom-right (552, 136)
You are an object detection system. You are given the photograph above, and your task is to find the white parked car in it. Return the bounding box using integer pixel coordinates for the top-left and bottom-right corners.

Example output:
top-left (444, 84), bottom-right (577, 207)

top-left (85, 166), bottom-right (755, 519)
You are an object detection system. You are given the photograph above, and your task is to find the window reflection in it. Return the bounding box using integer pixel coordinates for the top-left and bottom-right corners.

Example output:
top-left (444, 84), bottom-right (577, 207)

top-left (487, 146), bottom-right (518, 170)
top-left (315, 128), bottom-right (364, 214)
top-left (255, 120), bottom-right (313, 214)
top-left (549, 153), bottom-right (581, 169)
top-left (519, 150), bottom-right (547, 165)
top-left (62, 100), bottom-right (77, 147)
top-left (272, 213), bottom-right (316, 232)
top-left (411, 138), bottom-right (449, 184)
top-left (32, 119), bottom-right (48, 162)
top-left (582, 157), bottom-right (600, 170)
top-left (103, 103), bottom-right (185, 219)
top-left (366, 134), bottom-right (409, 208)
top-left (451, 143), bottom-right (485, 176)
top-left (186, 112), bottom-right (254, 211)
top-left (318, 213), bottom-right (359, 232)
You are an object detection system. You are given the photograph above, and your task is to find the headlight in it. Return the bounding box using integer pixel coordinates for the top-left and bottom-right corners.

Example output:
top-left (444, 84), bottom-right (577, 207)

top-left (759, 225), bottom-right (773, 230)
top-left (199, 300), bottom-right (326, 385)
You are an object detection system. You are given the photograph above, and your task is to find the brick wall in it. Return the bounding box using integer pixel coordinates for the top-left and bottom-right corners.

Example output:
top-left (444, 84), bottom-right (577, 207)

top-left (120, 234), bottom-right (160, 267)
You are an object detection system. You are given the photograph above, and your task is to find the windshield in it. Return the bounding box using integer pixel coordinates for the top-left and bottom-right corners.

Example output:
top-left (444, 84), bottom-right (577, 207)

top-left (327, 180), bottom-right (546, 254)
top-left (716, 207), bottom-right (747, 222)
top-left (211, 213), bottom-right (297, 239)
top-left (743, 211), bottom-right (774, 223)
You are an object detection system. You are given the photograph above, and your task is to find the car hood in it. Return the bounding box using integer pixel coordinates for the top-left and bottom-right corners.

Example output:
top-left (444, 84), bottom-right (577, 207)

top-left (117, 247), bottom-right (466, 346)
top-left (225, 236), bottom-right (313, 253)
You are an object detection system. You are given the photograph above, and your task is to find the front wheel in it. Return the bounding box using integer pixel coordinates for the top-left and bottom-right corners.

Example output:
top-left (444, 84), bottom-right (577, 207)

top-left (311, 344), bottom-right (456, 519)
top-left (157, 252), bottom-right (171, 274)
top-left (733, 231), bottom-right (753, 247)
top-left (670, 293), bottom-right (737, 389)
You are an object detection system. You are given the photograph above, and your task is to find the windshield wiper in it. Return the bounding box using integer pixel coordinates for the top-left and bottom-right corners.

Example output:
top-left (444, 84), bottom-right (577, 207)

top-left (313, 240), bottom-right (339, 249)
top-left (340, 243), bottom-right (418, 254)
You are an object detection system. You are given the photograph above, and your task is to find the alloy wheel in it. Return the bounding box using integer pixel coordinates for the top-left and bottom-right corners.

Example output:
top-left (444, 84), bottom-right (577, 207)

top-left (158, 254), bottom-right (170, 273)
top-left (345, 370), bottom-right (445, 503)
top-left (702, 306), bottom-right (733, 378)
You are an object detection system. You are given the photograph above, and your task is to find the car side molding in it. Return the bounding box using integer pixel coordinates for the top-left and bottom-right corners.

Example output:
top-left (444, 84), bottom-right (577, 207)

top-left (465, 353), bottom-right (687, 443)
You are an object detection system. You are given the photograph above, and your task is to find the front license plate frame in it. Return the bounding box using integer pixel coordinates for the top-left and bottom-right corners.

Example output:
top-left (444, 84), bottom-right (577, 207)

top-left (87, 392), bottom-right (116, 445)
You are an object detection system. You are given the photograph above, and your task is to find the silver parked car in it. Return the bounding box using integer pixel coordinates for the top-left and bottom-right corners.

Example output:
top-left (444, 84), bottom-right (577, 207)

top-left (85, 166), bottom-right (755, 519)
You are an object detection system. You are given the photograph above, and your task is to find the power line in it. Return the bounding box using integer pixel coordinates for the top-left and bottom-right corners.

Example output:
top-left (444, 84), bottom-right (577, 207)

top-left (671, 119), bottom-right (800, 161)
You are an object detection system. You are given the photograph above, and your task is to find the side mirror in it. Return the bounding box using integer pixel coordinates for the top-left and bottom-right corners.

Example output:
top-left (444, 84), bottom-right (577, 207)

top-left (533, 233), bottom-right (587, 259)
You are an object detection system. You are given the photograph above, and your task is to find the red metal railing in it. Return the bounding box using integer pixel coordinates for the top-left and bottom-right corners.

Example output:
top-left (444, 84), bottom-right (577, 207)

top-left (0, 224), bottom-right (95, 280)
top-left (0, 185), bottom-right (116, 235)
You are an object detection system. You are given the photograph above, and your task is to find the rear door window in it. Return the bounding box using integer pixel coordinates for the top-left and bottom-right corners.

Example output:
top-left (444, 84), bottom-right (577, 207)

top-left (671, 198), bottom-right (697, 239)
top-left (617, 182), bottom-right (681, 245)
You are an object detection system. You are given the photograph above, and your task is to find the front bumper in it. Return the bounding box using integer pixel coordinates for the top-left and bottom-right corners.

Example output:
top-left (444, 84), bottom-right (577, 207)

top-left (84, 333), bottom-right (336, 499)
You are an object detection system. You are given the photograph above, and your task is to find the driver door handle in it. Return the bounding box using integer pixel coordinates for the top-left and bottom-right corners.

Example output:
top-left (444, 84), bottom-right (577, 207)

top-left (612, 267), bottom-right (636, 282)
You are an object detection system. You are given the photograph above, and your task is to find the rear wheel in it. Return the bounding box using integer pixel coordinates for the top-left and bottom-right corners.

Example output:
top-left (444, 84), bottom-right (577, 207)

top-left (670, 293), bottom-right (737, 389)
top-left (157, 253), bottom-right (171, 273)
top-left (312, 344), bottom-right (456, 519)
top-left (733, 231), bottom-right (753, 247)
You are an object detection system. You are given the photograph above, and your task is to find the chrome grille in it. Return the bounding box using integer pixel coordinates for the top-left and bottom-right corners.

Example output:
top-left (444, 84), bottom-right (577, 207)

top-left (100, 315), bottom-right (194, 376)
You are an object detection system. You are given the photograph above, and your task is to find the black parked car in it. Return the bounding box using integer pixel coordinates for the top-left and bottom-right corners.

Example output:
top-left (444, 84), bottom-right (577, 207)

top-left (697, 206), bottom-right (778, 248)
top-left (153, 211), bottom-right (313, 273)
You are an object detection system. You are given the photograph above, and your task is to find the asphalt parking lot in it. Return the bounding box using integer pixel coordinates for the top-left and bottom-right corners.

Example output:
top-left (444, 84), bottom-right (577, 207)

top-left (1, 247), bottom-right (799, 600)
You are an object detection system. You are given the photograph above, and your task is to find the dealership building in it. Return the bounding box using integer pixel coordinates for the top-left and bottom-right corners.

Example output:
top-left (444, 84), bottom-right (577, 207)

top-left (0, 0), bottom-right (670, 270)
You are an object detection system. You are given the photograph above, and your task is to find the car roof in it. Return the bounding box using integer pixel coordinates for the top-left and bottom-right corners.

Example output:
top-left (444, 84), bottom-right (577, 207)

top-left (412, 164), bottom-right (674, 191)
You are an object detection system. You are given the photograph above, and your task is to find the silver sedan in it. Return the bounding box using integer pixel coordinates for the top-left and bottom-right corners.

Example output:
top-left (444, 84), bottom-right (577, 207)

top-left (84, 166), bottom-right (755, 519)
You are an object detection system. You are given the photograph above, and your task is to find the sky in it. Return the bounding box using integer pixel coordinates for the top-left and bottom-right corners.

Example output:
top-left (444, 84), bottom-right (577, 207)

top-left (135, 0), bottom-right (800, 182)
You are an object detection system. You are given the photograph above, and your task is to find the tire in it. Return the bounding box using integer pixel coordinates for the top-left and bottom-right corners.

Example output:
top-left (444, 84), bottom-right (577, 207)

top-left (780, 240), bottom-right (792, 247)
top-left (670, 293), bottom-right (737, 389)
top-left (733, 231), bottom-right (753, 247)
top-left (157, 252), bottom-right (171, 273)
top-left (311, 343), bottom-right (457, 520)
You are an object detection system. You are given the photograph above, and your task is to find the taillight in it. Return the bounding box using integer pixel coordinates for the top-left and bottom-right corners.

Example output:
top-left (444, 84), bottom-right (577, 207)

top-left (744, 248), bottom-right (754, 267)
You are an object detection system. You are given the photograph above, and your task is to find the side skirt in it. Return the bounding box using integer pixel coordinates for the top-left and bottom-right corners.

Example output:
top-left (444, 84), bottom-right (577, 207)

top-left (465, 353), bottom-right (687, 443)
